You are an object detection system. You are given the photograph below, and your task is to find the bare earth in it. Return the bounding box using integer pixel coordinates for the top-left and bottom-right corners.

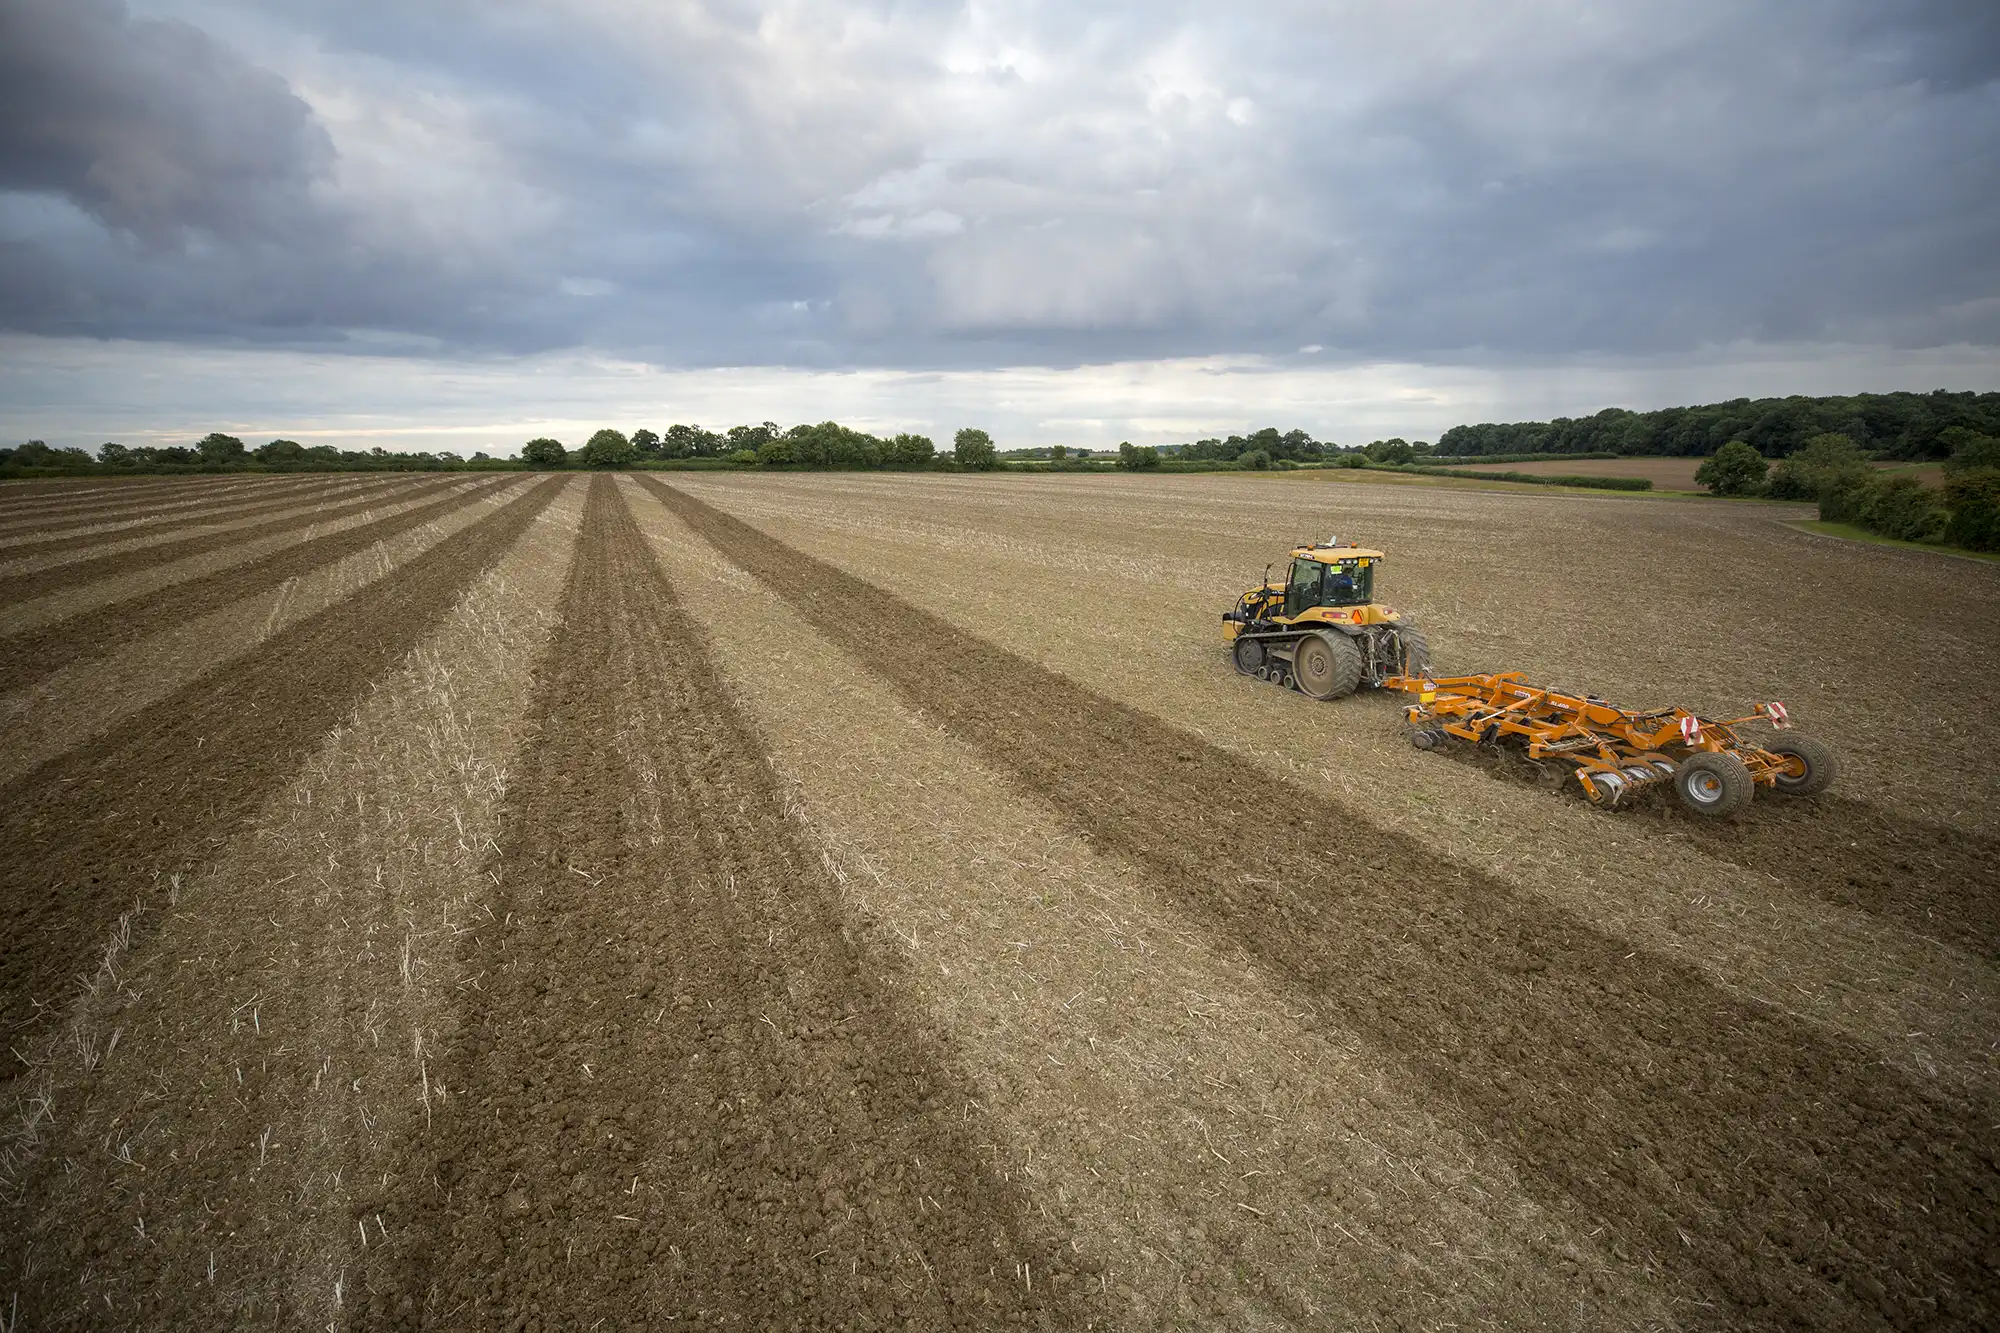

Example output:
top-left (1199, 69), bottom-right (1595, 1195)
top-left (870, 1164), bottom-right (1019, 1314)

top-left (0, 470), bottom-right (1993, 1332)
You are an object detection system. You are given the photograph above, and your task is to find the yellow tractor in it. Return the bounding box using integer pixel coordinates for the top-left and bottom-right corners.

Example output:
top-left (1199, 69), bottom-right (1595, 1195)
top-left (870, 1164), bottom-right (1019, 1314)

top-left (1222, 537), bottom-right (1429, 698)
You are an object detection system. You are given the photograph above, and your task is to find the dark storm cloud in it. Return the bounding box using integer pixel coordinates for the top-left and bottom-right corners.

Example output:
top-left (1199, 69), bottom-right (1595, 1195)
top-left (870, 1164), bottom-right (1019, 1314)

top-left (0, 0), bottom-right (1995, 366)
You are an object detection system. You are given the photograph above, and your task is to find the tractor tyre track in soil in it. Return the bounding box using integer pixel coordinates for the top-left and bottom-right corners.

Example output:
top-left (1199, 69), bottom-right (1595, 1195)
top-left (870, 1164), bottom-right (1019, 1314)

top-left (351, 477), bottom-right (1099, 1331)
top-left (0, 475), bottom-right (464, 604)
top-left (0, 475), bottom-right (390, 562)
top-left (0, 477), bottom-right (513, 688)
top-left (0, 479), bottom-right (562, 1038)
top-left (649, 477), bottom-right (1997, 1333)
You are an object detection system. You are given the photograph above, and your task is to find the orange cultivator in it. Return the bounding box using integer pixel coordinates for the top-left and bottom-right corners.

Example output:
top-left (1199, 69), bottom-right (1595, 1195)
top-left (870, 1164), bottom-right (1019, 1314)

top-left (1389, 672), bottom-right (1839, 817)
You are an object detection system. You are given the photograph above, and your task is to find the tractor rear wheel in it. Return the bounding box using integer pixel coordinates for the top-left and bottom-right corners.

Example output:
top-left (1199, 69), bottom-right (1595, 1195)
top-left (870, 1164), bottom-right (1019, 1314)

top-left (1765, 733), bottom-right (1839, 796)
top-left (1292, 631), bottom-right (1363, 700)
top-left (1675, 752), bottom-right (1754, 817)
top-left (1395, 625), bottom-right (1431, 675)
top-left (1233, 637), bottom-right (1266, 676)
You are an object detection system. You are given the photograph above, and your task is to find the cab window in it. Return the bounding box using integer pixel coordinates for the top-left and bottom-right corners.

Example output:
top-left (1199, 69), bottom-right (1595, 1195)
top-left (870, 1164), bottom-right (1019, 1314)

top-left (1321, 559), bottom-right (1372, 606)
top-left (1284, 559), bottom-right (1323, 615)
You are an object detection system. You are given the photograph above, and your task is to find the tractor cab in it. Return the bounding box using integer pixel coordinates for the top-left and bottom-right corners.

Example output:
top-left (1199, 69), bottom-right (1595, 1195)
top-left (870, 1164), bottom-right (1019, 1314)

top-left (1228, 538), bottom-right (1394, 630)
top-left (1283, 548), bottom-right (1376, 616)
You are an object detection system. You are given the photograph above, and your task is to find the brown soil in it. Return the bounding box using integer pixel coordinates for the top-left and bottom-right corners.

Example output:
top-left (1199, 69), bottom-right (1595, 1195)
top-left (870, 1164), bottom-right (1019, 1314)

top-left (0, 477), bottom-right (314, 534)
top-left (0, 475), bottom-right (383, 560)
top-left (0, 475), bottom-right (465, 604)
top-left (0, 477), bottom-right (513, 689)
top-left (1437, 742), bottom-right (2000, 958)
top-left (0, 482), bottom-right (585, 1330)
top-left (648, 477), bottom-right (1997, 1332)
top-left (348, 477), bottom-right (1098, 1330)
top-left (0, 478), bottom-right (561, 1039)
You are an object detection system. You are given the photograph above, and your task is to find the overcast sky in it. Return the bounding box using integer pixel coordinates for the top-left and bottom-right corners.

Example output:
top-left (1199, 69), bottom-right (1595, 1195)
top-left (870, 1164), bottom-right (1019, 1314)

top-left (2, 0), bottom-right (1996, 452)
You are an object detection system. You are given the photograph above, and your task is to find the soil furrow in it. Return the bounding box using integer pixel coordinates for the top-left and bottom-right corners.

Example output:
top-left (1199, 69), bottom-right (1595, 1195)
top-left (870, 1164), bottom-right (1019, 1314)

top-left (0, 479), bottom-right (562, 1038)
top-left (0, 475), bottom-right (383, 560)
top-left (0, 476), bottom-right (267, 512)
top-left (649, 477), bottom-right (1998, 1333)
top-left (0, 478), bottom-right (512, 688)
top-left (0, 478), bottom-right (309, 534)
top-left (0, 475), bottom-right (464, 604)
top-left (351, 477), bottom-right (1099, 1331)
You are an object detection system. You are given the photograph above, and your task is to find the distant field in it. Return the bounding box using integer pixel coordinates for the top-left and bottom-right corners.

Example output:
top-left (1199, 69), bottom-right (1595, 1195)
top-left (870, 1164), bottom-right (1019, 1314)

top-left (1448, 455), bottom-right (1946, 489)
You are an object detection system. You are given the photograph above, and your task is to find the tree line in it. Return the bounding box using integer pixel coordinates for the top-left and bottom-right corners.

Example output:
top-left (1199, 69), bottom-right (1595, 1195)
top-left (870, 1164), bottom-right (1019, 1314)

top-left (1695, 431), bottom-right (2000, 551)
top-left (1437, 390), bottom-right (2000, 461)
top-left (517, 424), bottom-right (999, 470)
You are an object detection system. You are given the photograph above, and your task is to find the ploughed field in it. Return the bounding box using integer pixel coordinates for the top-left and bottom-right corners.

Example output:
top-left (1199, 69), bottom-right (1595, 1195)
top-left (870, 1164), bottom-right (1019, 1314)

top-left (1, 470), bottom-right (1995, 1331)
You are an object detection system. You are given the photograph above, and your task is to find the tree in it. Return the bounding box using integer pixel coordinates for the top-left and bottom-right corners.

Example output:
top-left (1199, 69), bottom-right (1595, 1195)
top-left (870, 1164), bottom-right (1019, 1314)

top-left (99, 442), bottom-right (133, 466)
top-left (1049, 444), bottom-right (1068, 461)
top-left (521, 437), bottom-right (567, 468)
top-left (579, 428), bottom-right (636, 468)
top-left (1363, 438), bottom-right (1415, 465)
top-left (198, 432), bottom-right (248, 464)
top-left (256, 438), bottom-right (307, 463)
top-left (887, 433), bottom-right (935, 468)
top-left (1941, 430), bottom-right (2000, 475)
top-left (1861, 475), bottom-right (1944, 541)
top-left (954, 427), bottom-right (998, 470)
top-left (1767, 433), bottom-right (1865, 500)
top-left (1694, 441), bottom-right (1768, 496)
top-left (631, 428), bottom-right (661, 457)
top-left (1240, 449), bottom-right (1273, 470)
top-left (1944, 468), bottom-right (2000, 550)
top-left (1116, 441), bottom-right (1160, 470)
top-left (756, 437), bottom-right (795, 466)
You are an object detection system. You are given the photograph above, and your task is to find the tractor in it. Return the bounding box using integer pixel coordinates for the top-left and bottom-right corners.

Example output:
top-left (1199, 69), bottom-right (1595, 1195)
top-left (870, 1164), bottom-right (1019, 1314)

top-left (1223, 537), bottom-right (1839, 816)
top-left (1221, 537), bottom-right (1429, 699)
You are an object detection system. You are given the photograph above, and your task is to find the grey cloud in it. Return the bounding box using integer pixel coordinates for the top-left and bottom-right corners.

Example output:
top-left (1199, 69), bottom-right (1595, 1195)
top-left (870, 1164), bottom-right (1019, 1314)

top-left (0, 0), bottom-right (1995, 368)
top-left (0, 0), bottom-right (331, 243)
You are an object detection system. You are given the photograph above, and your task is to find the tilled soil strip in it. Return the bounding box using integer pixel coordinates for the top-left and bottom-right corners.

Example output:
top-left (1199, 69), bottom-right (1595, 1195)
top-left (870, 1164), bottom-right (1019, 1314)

top-left (0, 479), bottom-right (561, 1038)
top-left (649, 477), bottom-right (1997, 1333)
top-left (0, 475), bottom-right (465, 605)
top-left (0, 477), bottom-right (513, 689)
top-left (1447, 745), bottom-right (2000, 958)
top-left (0, 477), bottom-right (316, 534)
top-left (351, 477), bottom-right (1099, 1330)
top-left (0, 475), bottom-right (387, 560)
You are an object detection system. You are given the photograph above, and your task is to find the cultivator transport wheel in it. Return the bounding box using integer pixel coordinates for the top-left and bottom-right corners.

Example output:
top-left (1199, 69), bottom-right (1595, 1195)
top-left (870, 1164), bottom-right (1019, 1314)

top-left (1765, 733), bottom-right (1840, 796)
top-left (1675, 751), bottom-right (1754, 817)
top-left (1233, 637), bottom-right (1266, 676)
top-left (1293, 632), bottom-right (1363, 700)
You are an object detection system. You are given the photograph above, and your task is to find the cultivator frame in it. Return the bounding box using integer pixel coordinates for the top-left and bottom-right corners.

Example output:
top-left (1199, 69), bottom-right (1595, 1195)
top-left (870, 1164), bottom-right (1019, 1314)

top-left (1389, 672), bottom-right (1836, 816)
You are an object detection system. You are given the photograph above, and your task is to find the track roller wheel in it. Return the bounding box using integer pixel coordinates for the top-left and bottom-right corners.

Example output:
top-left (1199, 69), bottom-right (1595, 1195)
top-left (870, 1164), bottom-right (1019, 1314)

top-left (1233, 637), bottom-right (1266, 676)
top-left (1292, 631), bottom-right (1363, 700)
top-left (1764, 733), bottom-right (1839, 796)
top-left (1675, 752), bottom-right (1754, 817)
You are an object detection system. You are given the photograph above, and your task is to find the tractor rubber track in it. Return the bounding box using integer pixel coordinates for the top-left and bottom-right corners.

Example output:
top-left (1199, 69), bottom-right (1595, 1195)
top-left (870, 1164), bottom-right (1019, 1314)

top-left (0, 476), bottom-right (389, 561)
top-left (646, 477), bottom-right (1997, 1333)
top-left (0, 478), bottom-right (562, 1038)
top-left (0, 475), bottom-right (465, 606)
top-left (349, 478), bottom-right (1098, 1331)
top-left (0, 477), bottom-right (514, 690)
